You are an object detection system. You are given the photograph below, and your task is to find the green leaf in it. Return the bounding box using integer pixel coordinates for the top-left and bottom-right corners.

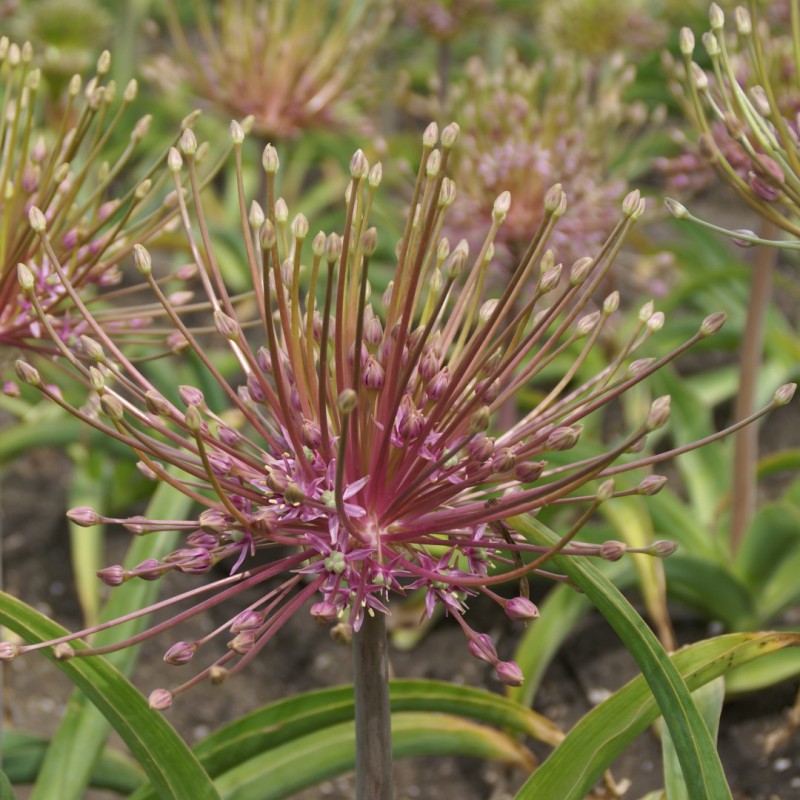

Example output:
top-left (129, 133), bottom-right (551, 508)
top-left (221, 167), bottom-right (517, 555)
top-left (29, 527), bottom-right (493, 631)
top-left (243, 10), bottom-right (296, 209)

top-left (662, 677), bottom-right (725, 800)
top-left (131, 679), bottom-right (559, 800)
top-left (0, 551), bottom-right (217, 799)
top-left (0, 772), bottom-right (15, 800)
top-left (511, 514), bottom-right (733, 800)
top-left (663, 556), bottom-right (755, 630)
top-left (2, 730), bottom-right (143, 793)
top-left (725, 645), bottom-right (800, 693)
top-left (29, 481), bottom-right (192, 800)
top-left (516, 632), bottom-right (800, 799)
top-left (211, 713), bottom-right (534, 800)
top-left (67, 445), bottom-right (107, 628)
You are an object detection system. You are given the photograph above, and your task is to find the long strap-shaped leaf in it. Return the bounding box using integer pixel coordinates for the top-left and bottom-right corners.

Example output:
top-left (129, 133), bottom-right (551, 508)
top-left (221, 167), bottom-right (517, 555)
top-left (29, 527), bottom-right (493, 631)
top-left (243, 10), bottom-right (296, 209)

top-left (2, 730), bottom-right (143, 794)
top-left (211, 713), bottom-right (534, 800)
top-left (131, 679), bottom-right (560, 799)
top-left (29, 480), bottom-right (192, 800)
top-left (516, 631), bottom-right (799, 798)
top-left (511, 514), bottom-right (734, 800)
top-left (0, 591), bottom-right (220, 800)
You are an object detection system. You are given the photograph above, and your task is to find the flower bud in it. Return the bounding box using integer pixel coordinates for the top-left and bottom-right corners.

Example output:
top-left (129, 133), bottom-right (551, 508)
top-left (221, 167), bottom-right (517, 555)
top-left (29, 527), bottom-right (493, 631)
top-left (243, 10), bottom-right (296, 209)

top-left (97, 565), bottom-right (126, 586)
top-left (164, 641), bottom-right (196, 666)
top-left (230, 609), bottom-right (265, 633)
top-left (148, 688), bottom-right (174, 710)
top-left (422, 122), bottom-right (438, 148)
top-left (17, 262), bottom-right (35, 291)
top-left (15, 360), bottom-right (41, 386)
top-left (467, 633), bottom-right (498, 663)
top-left (495, 660), bottom-right (524, 686)
top-left (0, 643), bottom-right (19, 661)
top-left (679, 27), bottom-right (695, 55)
top-left (700, 312), bottom-right (726, 336)
top-left (133, 244), bottom-right (152, 275)
top-left (54, 643), bottom-right (74, 660)
top-left (228, 632), bottom-right (256, 654)
top-left (664, 198), bottom-right (688, 219)
top-left (441, 122), bottom-right (459, 148)
top-left (650, 540), bottom-right (678, 558)
top-left (100, 395), bottom-right (124, 421)
top-left (167, 146), bottom-right (182, 173)
top-left (505, 597), bottom-right (539, 621)
top-left (492, 191), bottom-right (511, 221)
top-left (569, 256), bottom-right (594, 285)
top-left (646, 396), bottom-right (671, 431)
top-left (28, 206), bottom-right (46, 232)
top-left (67, 506), bottom-right (101, 527)
top-left (596, 539), bottom-right (626, 562)
top-left (774, 383), bottom-right (796, 407)
top-left (350, 149), bottom-right (369, 179)
top-left (639, 475), bottom-right (667, 495)
top-left (214, 310), bottom-right (239, 340)
top-left (311, 601), bottom-right (339, 624)
top-left (338, 389), bottom-right (358, 414)
top-left (262, 143), bottom-right (279, 173)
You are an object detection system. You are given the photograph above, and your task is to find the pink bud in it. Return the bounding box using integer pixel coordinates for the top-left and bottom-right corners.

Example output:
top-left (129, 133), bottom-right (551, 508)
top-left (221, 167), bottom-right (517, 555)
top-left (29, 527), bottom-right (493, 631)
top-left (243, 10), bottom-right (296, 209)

top-left (148, 688), bottom-right (174, 710)
top-left (230, 609), bottom-right (265, 633)
top-left (228, 632), bottom-right (256, 654)
top-left (600, 540), bottom-right (627, 562)
top-left (163, 641), bottom-right (195, 666)
top-left (67, 506), bottom-right (101, 527)
top-left (97, 565), bottom-right (125, 586)
top-left (310, 601), bottom-right (339, 624)
top-left (467, 633), bottom-right (498, 664)
top-left (505, 597), bottom-right (539, 621)
top-left (495, 660), bottom-right (524, 686)
top-left (0, 642), bottom-right (19, 660)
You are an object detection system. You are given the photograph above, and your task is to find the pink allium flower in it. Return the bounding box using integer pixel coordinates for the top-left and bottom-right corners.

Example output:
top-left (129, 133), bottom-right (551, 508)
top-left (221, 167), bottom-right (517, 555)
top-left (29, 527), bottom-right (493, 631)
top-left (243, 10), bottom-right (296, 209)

top-left (418, 53), bottom-right (651, 270)
top-left (156, 0), bottom-right (393, 139)
top-left (8, 121), bottom-right (790, 705)
top-left (661, 3), bottom-right (800, 234)
top-left (0, 42), bottom-right (205, 366)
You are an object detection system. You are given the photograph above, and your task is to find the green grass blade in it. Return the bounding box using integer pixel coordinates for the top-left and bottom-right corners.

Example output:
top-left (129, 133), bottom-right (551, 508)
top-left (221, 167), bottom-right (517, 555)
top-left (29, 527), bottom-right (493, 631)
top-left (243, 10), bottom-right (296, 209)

top-left (2, 730), bottom-right (144, 793)
top-left (67, 446), bottom-right (106, 628)
top-left (662, 677), bottom-right (725, 800)
top-left (0, 772), bottom-right (15, 800)
top-left (511, 514), bottom-right (734, 800)
top-left (29, 481), bottom-right (191, 800)
top-left (211, 713), bottom-right (534, 800)
top-left (516, 631), bottom-right (799, 799)
top-left (131, 679), bottom-right (560, 800)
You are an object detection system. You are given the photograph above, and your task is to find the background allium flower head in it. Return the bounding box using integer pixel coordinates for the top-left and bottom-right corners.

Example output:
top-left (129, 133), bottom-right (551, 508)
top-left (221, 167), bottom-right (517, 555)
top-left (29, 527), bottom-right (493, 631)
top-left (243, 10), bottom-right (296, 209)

top-left (157, 0), bottom-right (394, 139)
top-left (402, 0), bottom-right (494, 41)
top-left (535, 0), bottom-right (667, 57)
top-left (7, 0), bottom-right (113, 91)
top-left (0, 41), bottom-right (208, 370)
top-left (11, 119), bottom-right (781, 708)
top-left (661, 2), bottom-right (800, 233)
top-left (420, 52), bottom-right (652, 270)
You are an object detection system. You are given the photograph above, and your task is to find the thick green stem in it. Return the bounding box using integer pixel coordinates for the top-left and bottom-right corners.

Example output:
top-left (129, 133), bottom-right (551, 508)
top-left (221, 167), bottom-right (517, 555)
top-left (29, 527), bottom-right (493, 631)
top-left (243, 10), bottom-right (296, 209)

top-left (353, 612), bottom-right (393, 800)
top-left (730, 218), bottom-right (776, 554)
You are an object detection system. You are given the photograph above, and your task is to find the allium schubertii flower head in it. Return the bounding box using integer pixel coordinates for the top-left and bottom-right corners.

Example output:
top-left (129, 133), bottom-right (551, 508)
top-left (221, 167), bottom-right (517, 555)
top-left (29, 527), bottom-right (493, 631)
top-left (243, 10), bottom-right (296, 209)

top-left (158, 0), bottom-right (393, 139)
top-left (421, 52), bottom-right (653, 269)
top-left (0, 41), bottom-right (203, 375)
top-left (8, 120), bottom-right (794, 708)
top-left (662, 2), bottom-right (800, 238)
